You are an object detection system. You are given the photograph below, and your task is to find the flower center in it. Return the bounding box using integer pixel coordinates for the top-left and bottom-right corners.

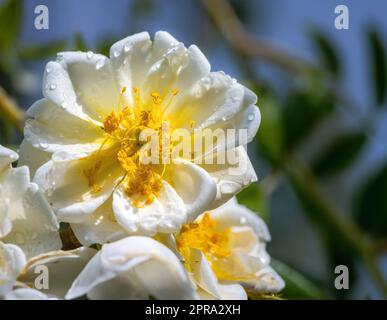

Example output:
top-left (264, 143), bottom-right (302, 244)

top-left (176, 213), bottom-right (232, 277)
top-left (84, 86), bottom-right (179, 207)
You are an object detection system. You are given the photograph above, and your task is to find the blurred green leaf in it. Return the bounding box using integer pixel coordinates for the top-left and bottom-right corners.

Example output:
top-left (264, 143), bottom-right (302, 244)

top-left (325, 234), bottom-right (357, 299)
top-left (236, 183), bottom-right (269, 221)
top-left (257, 93), bottom-right (284, 165)
top-left (312, 132), bottom-right (366, 179)
top-left (355, 163), bottom-right (387, 238)
top-left (97, 39), bottom-right (113, 57)
top-left (131, 0), bottom-right (154, 16)
top-left (310, 29), bottom-right (341, 78)
top-left (74, 33), bottom-right (88, 51)
top-left (271, 259), bottom-right (328, 300)
top-left (19, 41), bottom-right (67, 60)
top-left (367, 28), bottom-right (387, 106)
top-left (283, 78), bottom-right (335, 149)
top-left (0, 0), bottom-right (22, 52)
top-left (0, 112), bottom-right (12, 144)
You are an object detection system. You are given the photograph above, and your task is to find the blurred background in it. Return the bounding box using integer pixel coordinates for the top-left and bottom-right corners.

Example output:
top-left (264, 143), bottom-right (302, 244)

top-left (1, 0), bottom-right (387, 299)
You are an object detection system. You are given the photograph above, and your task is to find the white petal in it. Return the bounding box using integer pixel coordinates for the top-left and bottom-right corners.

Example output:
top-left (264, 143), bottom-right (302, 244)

top-left (188, 249), bottom-right (222, 299)
top-left (172, 159), bottom-right (217, 221)
top-left (5, 288), bottom-right (57, 300)
top-left (2, 181), bottom-right (61, 259)
top-left (109, 32), bottom-right (152, 106)
top-left (0, 145), bottom-right (18, 172)
top-left (34, 157), bottom-right (122, 223)
top-left (0, 242), bottom-right (26, 297)
top-left (43, 51), bottom-right (119, 122)
top-left (71, 197), bottom-right (127, 246)
top-left (188, 250), bottom-right (247, 300)
top-left (0, 166), bottom-right (30, 238)
top-left (171, 72), bottom-right (242, 128)
top-left (24, 98), bottom-right (101, 154)
top-left (210, 199), bottom-right (270, 242)
top-left (18, 140), bottom-right (51, 177)
top-left (0, 187), bottom-right (11, 238)
top-left (199, 146), bottom-right (257, 209)
top-left (242, 266), bottom-right (285, 293)
top-left (66, 237), bottom-right (197, 300)
top-left (19, 247), bottom-right (96, 298)
top-left (110, 32), bottom-right (210, 108)
top-left (217, 283), bottom-right (247, 300)
top-left (112, 181), bottom-right (186, 235)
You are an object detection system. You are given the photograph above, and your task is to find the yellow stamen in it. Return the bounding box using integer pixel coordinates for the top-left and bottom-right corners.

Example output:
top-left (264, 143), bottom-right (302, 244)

top-left (176, 213), bottom-right (231, 268)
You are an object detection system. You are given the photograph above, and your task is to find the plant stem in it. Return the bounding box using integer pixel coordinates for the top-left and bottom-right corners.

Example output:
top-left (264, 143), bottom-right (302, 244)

top-left (201, 0), bottom-right (317, 73)
top-left (0, 86), bottom-right (24, 132)
top-left (285, 157), bottom-right (387, 297)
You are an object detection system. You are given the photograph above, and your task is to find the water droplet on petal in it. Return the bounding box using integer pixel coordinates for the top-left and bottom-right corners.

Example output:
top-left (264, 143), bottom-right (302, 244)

top-left (124, 43), bottom-right (132, 53)
top-left (49, 84), bottom-right (56, 90)
top-left (113, 50), bottom-right (120, 58)
top-left (39, 142), bottom-right (49, 150)
top-left (46, 66), bottom-right (51, 73)
top-left (96, 58), bottom-right (106, 70)
top-left (248, 112), bottom-right (255, 121)
top-left (86, 51), bottom-right (94, 59)
top-left (240, 216), bottom-right (247, 224)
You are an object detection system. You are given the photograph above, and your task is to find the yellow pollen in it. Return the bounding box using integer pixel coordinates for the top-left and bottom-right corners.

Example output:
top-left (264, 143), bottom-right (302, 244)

top-left (86, 87), bottom-right (180, 207)
top-left (84, 160), bottom-right (103, 193)
top-left (176, 213), bottom-right (231, 265)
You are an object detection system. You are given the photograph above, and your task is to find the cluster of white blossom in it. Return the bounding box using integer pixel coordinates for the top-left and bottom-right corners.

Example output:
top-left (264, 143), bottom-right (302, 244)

top-left (0, 31), bottom-right (284, 300)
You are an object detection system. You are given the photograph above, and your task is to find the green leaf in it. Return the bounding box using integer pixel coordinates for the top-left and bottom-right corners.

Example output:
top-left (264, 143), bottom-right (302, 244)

top-left (271, 259), bottom-right (328, 300)
top-left (367, 28), bottom-right (387, 106)
top-left (74, 33), bottom-right (88, 52)
top-left (0, 111), bottom-right (12, 144)
top-left (312, 132), bottom-right (367, 179)
top-left (236, 183), bottom-right (269, 221)
top-left (325, 234), bottom-right (357, 299)
top-left (355, 163), bottom-right (387, 238)
top-left (283, 77), bottom-right (335, 149)
top-left (97, 39), bottom-right (113, 57)
top-left (19, 41), bottom-right (67, 60)
top-left (310, 29), bottom-right (341, 78)
top-left (256, 93), bottom-right (284, 165)
top-left (0, 0), bottom-right (22, 52)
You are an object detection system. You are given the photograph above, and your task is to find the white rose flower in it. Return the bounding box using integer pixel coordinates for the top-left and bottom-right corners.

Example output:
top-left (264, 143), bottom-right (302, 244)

top-left (0, 145), bottom-right (61, 259)
top-left (65, 199), bottom-right (283, 300)
top-left (0, 241), bottom-right (26, 298)
top-left (20, 31), bottom-right (260, 242)
top-left (2, 246), bottom-right (95, 300)
top-left (174, 198), bottom-right (284, 299)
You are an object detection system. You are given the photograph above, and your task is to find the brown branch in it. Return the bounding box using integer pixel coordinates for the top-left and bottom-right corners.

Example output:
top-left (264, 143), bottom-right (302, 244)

top-left (0, 86), bottom-right (24, 133)
top-left (201, 0), bottom-right (318, 73)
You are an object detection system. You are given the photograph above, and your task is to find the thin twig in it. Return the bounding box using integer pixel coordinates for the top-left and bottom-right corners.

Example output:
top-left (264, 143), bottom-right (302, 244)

top-left (285, 157), bottom-right (387, 297)
top-left (0, 86), bottom-right (24, 132)
top-left (201, 0), bottom-right (318, 73)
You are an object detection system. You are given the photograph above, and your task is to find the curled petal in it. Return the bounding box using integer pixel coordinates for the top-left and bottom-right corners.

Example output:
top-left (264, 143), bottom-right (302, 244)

top-left (66, 237), bottom-right (197, 300)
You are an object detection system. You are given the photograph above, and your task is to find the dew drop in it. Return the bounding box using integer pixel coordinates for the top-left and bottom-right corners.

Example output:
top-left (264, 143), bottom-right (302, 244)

top-left (113, 50), bottom-right (120, 58)
top-left (46, 66), bottom-right (51, 74)
top-left (124, 43), bottom-right (132, 53)
top-left (248, 112), bottom-right (255, 121)
top-left (39, 142), bottom-right (49, 150)
top-left (86, 51), bottom-right (94, 59)
top-left (96, 58), bottom-right (106, 70)
top-left (49, 84), bottom-right (56, 90)
top-left (240, 216), bottom-right (247, 224)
